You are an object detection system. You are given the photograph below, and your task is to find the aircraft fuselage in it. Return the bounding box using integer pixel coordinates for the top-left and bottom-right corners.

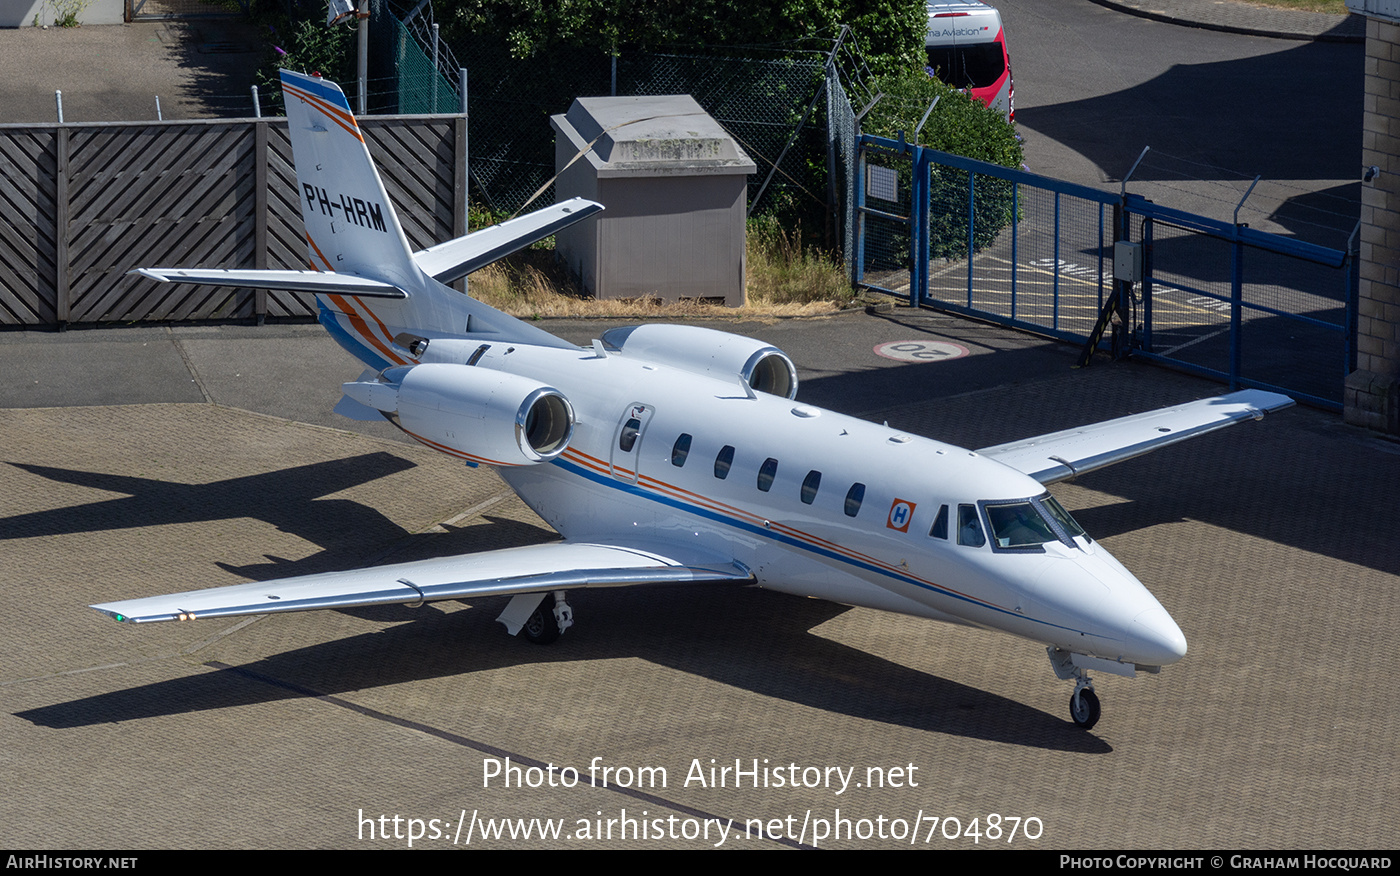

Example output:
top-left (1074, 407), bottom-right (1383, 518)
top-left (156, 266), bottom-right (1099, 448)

top-left (397, 334), bottom-right (1187, 673)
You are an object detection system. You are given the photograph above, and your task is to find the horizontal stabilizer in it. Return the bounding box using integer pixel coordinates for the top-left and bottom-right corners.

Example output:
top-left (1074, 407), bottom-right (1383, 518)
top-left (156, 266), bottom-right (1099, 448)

top-left (978, 389), bottom-right (1295, 484)
top-left (91, 542), bottom-right (752, 624)
top-left (414, 198), bottom-right (603, 284)
top-left (132, 268), bottom-right (408, 299)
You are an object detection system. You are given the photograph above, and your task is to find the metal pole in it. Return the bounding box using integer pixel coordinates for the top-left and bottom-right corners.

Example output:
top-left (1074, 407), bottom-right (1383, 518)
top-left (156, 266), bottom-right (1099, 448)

top-left (1121, 145), bottom-right (1150, 198)
top-left (155, 96), bottom-right (163, 121)
top-left (611, 54), bottom-right (617, 97)
top-left (252, 85), bottom-right (261, 118)
top-left (914, 96), bottom-right (939, 145)
top-left (432, 23), bottom-right (440, 114)
top-left (1233, 175), bottom-right (1261, 225)
top-left (55, 90), bottom-right (63, 124)
top-left (460, 67), bottom-right (470, 295)
top-left (357, 0), bottom-right (369, 115)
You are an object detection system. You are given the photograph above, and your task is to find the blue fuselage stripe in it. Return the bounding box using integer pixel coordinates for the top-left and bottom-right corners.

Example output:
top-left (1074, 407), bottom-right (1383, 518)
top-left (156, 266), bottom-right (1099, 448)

top-left (548, 457), bottom-right (1077, 636)
top-left (318, 302), bottom-right (391, 371)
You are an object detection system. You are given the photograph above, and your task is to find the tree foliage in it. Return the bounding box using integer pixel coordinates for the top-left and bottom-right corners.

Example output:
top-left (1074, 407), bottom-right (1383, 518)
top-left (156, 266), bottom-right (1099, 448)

top-left (443, 0), bottom-right (926, 74)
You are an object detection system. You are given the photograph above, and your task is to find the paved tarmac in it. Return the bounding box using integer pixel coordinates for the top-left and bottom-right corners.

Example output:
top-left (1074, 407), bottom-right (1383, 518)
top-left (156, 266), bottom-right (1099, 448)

top-left (1, 311), bottom-right (1397, 850)
top-left (1088, 0), bottom-right (1364, 42)
top-left (0, 18), bottom-right (265, 124)
top-left (1, 0), bottom-right (1393, 852)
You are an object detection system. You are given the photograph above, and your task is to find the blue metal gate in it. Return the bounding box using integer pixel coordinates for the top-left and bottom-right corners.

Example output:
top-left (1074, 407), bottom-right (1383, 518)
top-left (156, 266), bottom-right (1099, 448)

top-left (854, 133), bottom-right (1356, 410)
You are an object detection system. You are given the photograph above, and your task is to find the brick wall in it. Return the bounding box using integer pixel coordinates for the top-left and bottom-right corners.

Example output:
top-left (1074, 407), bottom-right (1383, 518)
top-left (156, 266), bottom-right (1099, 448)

top-left (1349, 16), bottom-right (1400, 432)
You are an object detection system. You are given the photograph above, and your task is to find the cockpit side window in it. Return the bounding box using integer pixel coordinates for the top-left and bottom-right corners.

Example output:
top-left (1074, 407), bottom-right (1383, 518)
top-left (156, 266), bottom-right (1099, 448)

top-left (957, 504), bottom-right (986, 547)
top-left (929, 504), bottom-right (948, 539)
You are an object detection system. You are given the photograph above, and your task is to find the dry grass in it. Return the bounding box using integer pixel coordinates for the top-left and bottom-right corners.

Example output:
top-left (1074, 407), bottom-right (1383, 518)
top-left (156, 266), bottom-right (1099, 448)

top-left (1248, 0), bottom-right (1348, 13)
top-left (467, 223), bottom-right (857, 321)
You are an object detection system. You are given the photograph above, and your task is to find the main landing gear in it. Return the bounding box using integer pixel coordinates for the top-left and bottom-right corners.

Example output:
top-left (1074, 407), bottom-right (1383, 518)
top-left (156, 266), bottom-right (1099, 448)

top-left (506, 591), bottom-right (573, 645)
top-left (1048, 647), bottom-right (1101, 730)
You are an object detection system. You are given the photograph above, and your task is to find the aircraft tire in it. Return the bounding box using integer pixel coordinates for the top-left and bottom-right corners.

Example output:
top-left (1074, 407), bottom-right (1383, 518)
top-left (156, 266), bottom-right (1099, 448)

top-left (522, 602), bottom-right (561, 645)
top-left (1070, 689), bottom-right (1101, 729)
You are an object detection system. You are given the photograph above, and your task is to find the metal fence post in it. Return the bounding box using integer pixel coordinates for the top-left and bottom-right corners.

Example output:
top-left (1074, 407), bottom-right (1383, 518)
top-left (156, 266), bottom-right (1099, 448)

top-left (1112, 199), bottom-right (1126, 358)
top-left (854, 143), bottom-right (867, 286)
top-left (1141, 216), bottom-right (1154, 352)
top-left (966, 169), bottom-right (976, 309)
top-left (906, 135), bottom-right (924, 308)
top-left (254, 120), bottom-right (269, 324)
top-left (1229, 239), bottom-right (1243, 389)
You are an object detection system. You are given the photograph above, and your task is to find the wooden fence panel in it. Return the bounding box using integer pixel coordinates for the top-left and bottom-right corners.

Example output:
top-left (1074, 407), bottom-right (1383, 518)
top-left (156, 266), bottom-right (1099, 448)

top-left (65, 123), bottom-right (258, 322)
top-left (0, 115), bottom-right (463, 327)
top-left (0, 129), bottom-right (59, 325)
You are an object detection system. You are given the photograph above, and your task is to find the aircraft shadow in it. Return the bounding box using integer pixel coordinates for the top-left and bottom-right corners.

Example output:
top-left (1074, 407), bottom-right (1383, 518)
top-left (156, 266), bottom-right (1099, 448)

top-left (1016, 40), bottom-right (1361, 186)
top-left (1, 453), bottom-right (417, 559)
top-left (17, 583), bottom-right (1109, 753)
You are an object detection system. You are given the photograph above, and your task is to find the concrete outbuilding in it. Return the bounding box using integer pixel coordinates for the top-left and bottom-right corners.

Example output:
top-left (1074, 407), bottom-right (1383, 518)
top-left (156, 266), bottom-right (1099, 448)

top-left (551, 95), bottom-right (755, 307)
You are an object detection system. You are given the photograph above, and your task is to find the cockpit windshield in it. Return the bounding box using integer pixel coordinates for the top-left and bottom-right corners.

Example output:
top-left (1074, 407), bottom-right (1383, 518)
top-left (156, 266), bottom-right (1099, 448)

top-left (982, 494), bottom-right (1087, 550)
top-left (986, 501), bottom-right (1057, 548)
top-left (1040, 494), bottom-right (1085, 539)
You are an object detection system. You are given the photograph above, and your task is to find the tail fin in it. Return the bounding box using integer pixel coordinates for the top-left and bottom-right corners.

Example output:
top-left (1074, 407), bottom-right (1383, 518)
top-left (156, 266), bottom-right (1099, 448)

top-left (275, 70), bottom-right (595, 366)
top-left (280, 70), bottom-right (419, 283)
top-left (134, 71), bottom-right (599, 370)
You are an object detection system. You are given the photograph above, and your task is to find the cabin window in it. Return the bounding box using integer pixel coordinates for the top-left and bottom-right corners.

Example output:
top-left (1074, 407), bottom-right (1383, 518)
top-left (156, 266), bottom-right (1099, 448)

top-left (671, 433), bottom-right (692, 467)
top-left (714, 445), bottom-right (735, 479)
top-left (844, 483), bottom-right (865, 517)
top-left (619, 418), bottom-right (641, 452)
top-left (801, 470), bottom-right (822, 505)
top-left (958, 504), bottom-right (986, 547)
top-left (757, 458), bottom-right (779, 492)
top-left (929, 504), bottom-right (948, 539)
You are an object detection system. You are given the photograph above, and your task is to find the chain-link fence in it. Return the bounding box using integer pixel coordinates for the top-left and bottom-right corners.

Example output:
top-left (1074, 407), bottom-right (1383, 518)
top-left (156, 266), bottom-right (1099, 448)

top-left (382, 16), bottom-right (851, 233)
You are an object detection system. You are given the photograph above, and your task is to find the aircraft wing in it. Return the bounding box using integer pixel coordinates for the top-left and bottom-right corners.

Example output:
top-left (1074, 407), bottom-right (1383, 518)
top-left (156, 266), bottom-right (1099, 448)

top-left (976, 389), bottom-right (1294, 485)
top-left (131, 268), bottom-right (408, 298)
top-left (412, 198), bottom-right (604, 285)
top-left (91, 542), bottom-right (752, 624)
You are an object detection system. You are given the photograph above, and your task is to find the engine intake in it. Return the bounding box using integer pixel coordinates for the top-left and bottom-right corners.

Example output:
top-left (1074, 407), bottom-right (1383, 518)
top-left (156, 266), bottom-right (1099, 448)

top-left (601, 324), bottom-right (799, 399)
top-left (342, 363), bottom-right (574, 465)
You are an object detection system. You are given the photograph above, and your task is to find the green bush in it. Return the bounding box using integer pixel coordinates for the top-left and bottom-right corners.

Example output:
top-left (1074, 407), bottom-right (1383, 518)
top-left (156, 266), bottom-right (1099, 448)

top-left (251, 10), bottom-right (356, 114)
top-left (862, 69), bottom-right (1023, 260)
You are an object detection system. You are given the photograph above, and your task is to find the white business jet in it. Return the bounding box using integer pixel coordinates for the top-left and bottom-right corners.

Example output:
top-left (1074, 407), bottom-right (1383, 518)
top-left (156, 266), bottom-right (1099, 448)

top-left (94, 70), bottom-right (1292, 730)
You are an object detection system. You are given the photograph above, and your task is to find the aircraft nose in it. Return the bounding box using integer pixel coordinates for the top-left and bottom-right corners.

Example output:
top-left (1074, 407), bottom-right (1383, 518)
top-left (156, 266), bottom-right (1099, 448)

top-left (1129, 606), bottom-right (1188, 666)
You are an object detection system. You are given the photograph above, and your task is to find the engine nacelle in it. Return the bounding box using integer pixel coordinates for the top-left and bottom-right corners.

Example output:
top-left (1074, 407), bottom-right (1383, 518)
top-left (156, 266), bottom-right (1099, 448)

top-left (600, 324), bottom-right (798, 399)
top-left (342, 363), bottom-right (574, 466)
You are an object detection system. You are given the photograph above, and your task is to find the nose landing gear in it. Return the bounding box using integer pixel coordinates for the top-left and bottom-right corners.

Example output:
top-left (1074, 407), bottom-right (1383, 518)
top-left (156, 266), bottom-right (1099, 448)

top-left (1069, 684), bottom-right (1101, 730)
top-left (1048, 647), bottom-right (1101, 730)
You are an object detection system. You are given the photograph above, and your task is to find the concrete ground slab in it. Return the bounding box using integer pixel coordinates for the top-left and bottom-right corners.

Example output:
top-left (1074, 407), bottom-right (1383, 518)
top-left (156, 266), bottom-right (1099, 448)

top-left (2, 311), bottom-right (1396, 849)
top-left (0, 20), bottom-right (265, 124)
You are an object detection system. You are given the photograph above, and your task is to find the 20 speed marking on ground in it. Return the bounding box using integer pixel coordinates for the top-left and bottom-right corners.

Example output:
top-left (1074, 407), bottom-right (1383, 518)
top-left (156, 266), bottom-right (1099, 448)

top-left (874, 341), bottom-right (970, 362)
